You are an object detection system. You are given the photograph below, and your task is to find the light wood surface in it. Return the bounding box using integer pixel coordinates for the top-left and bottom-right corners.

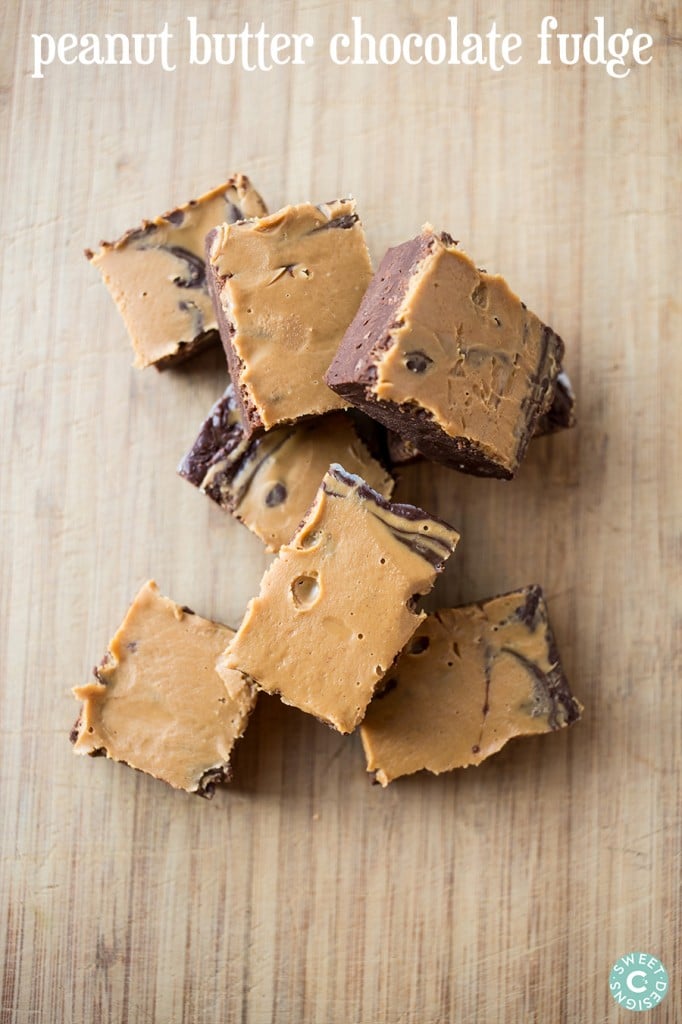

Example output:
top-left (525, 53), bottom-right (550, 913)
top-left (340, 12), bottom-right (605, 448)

top-left (2, 2), bottom-right (680, 1021)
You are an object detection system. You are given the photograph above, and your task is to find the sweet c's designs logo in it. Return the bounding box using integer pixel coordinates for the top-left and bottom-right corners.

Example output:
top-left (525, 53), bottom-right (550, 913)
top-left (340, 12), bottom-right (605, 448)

top-left (609, 953), bottom-right (669, 1012)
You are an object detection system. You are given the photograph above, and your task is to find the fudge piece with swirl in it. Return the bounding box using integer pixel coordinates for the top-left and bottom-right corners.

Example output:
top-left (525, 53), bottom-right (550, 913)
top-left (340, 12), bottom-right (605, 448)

top-left (222, 465), bottom-right (459, 734)
top-left (360, 585), bottom-right (583, 785)
top-left (86, 173), bottom-right (267, 369)
top-left (178, 385), bottom-right (394, 552)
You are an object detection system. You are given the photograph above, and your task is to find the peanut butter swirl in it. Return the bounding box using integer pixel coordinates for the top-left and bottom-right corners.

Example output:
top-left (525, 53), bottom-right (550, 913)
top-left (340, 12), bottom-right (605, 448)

top-left (360, 585), bottom-right (582, 785)
top-left (223, 466), bottom-right (459, 734)
top-left (71, 581), bottom-right (256, 794)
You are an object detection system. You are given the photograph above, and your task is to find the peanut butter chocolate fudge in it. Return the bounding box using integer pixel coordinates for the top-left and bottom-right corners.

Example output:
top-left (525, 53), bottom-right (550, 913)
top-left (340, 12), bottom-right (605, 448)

top-left (71, 581), bottom-right (256, 795)
top-left (326, 227), bottom-right (565, 478)
top-left (223, 465), bottom-right (459, 734)
top-left (179, 386), bottom-right (394, 552)
top-left (86, 174), bottom-right (267, 369)
top-left (206, 199), bottom-right (373, 435)
top-left (360, 585), bottom-right (582, 786)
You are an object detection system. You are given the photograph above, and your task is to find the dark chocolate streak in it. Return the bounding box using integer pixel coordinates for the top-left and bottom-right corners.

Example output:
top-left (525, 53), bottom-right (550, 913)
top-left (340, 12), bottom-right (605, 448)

top-left (152, 329), bottom-right (217, 371)
top-left (310, 213), bottom-right (359, 232)
top-left (500, 647), bottom-right (580, 729)
top-left (69, 714), bottom-right (82, 745)
top-left (325, 464), bottom-right (455, 529)
top-left (515, 585), bottom-right (543, 630)
top-left (472, 643), bottom-right (494, 754)
top-left (323, 465), bottom-right (456, 566)
top-left (514, 324), bottom-right (565, 464)
top-left (197, 766), bottom-right (231, 798)
top-left (164, 208), bottom-right (185, 226)
top-left (225, 200), bottom-right (244, 222)
top-left (205, 229), bottom-right (263, 434)
top-left (534, 372), bottom-right (576, 435)
top-left (178, 299), bottom-right (205, 337)
top-left (404, 351), bottom-right (433, 374)
top-left (374, 676), bottom-right (399, 699)
top-left (230, 431), bottom-right (291, 508)
top-left (265, 482), bottom-right (287, 508)
top-left (406, 635), bottom-right (430, 654)
top-left (124, 222), bottom-right (157, 244)
top-left (167, 246), bottom-right (206, 289)
top-left (178, 387), bottom-right (244, 493)
top-left (387, 529), bottom-right (454, 568)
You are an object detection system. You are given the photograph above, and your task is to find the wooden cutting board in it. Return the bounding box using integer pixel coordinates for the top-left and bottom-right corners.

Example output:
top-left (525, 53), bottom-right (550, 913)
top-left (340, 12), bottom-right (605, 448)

top-left (1, 1), bottom-right (680, 1021)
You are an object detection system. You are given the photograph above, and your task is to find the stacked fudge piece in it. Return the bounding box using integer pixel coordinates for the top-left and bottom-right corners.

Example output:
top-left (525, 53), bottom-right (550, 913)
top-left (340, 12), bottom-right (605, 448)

top-left (73, 176), bottom-right (581, 793)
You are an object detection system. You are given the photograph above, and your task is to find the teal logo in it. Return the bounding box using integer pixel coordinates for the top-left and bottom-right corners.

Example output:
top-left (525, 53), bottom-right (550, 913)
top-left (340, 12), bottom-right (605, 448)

top-left (609, 953), bottom-right (669, 1011)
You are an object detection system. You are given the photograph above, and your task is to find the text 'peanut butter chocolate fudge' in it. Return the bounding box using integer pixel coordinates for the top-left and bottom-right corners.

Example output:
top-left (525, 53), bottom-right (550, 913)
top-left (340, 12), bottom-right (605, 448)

top-left (360, 585), bottom-right (582, 785)
top-left (326, 226), bottom-right (565, 478)
top-left (223, 465), bottom-right (459, 734)
top-left (86, 174), bottom-right (267, 369)
top-left (206, 199), bottom-right (373, 435)
top-left (178, 385), bottom-right (394, 552)
top-left (71, 581), bottom-right (256, 795)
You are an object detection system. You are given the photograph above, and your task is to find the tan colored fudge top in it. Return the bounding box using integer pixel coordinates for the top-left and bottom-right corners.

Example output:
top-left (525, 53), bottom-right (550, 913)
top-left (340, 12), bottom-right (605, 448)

top-left (72, 580), bottom-right (256, 794)
top-left (360, 586), bottom-right (583, 786)
top-left (224, 466), bottom-right (459, 734)
top-left (371, 228), bottom-right (562, 474)
top-left (87, 174), bottom-right (267, 368)
top-left (201, 411), bottom-right (394, 551)
top-left (207, 199), bottom-right (373, 430)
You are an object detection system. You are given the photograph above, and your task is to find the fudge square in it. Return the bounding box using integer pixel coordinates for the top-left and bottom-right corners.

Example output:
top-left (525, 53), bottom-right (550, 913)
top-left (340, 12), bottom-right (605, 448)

top-left (326, 226), bottom-right (565, 479)
top-left (206, 199), bottom-right (373, 435)
top-left (86, 173), bottom-right (267, 369)
top-left (71, 580), bottom-right (256, 795)
top-left (360, 585), bottom-right (583, 786)
top-left (223, 465), bottom-right (459, 734)
top-left (178, 385), bottom-right (394, 552)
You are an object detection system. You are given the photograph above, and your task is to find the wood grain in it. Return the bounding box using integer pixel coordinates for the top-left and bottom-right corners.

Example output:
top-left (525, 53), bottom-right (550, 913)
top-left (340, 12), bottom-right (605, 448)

top-left (1, 1), bottom-right (680, 1021)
